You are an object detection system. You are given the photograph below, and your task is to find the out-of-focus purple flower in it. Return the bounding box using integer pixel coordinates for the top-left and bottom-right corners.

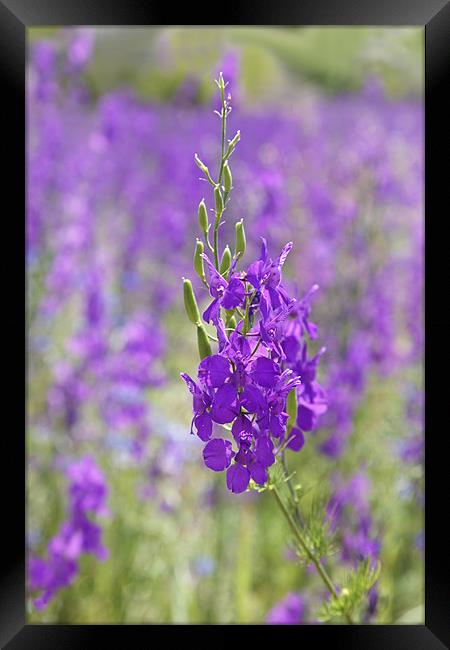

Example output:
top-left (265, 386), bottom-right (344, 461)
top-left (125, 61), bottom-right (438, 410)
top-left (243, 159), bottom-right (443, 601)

top-left (66, 28), bottom-right (95, 74)
top-left (266, 593), bottom-right (305, 624)
top-left (327, 470), bottom-right (381, 620)
top-left (28, 456), bottom-right (108, 610)
top-left (66, 456), bottom-right (109, 518)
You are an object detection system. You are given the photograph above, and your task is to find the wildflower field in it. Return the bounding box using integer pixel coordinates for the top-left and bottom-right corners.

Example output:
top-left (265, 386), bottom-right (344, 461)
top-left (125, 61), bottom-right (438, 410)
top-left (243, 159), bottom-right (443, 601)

top-left (27, 27), bottom-right (424, 624)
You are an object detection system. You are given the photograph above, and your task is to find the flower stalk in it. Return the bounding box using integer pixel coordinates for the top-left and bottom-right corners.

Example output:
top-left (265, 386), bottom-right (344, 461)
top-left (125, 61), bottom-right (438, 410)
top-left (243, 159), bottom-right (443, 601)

top-left (181, 73), bottom-right (356, 623)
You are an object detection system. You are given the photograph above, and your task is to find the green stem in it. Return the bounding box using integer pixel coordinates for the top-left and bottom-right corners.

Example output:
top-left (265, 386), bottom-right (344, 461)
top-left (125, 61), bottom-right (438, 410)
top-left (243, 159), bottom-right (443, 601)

top-left (275, 435), bottom-right (296, 457)
top-left (214, 216), bottom-right (220, 270)
top-left (281, 453), bottom-right (305, 529)
top-left (218, 83), bottom-right (226, 184)
top-left (242, 288), bottom-right (257, 335)
top-left (272, 484), bottom-right (354, 625)
top-left (205, 231), bottom-right (215, 254)
top-left (213, 79), bottom-right (227, 270)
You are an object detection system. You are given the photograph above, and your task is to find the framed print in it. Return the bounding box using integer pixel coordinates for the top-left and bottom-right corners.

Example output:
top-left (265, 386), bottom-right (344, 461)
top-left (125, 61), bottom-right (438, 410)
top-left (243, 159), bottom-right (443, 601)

top-left (1, 0), bottom-right (449, 647)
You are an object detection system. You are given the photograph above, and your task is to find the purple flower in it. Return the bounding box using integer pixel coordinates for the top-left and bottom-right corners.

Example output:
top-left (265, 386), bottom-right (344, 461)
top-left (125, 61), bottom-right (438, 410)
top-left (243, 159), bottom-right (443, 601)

top-left (28, 554), bottom-right (78, 611)
top-left (266, 593), bottom-right (305, 624)
top-left (180, 372), bottom-right (214, 439)
top-left (203, 438), bottom-right (234, 471)
top-left (287, 427), bottom-right (305, 452)
top-left (198, 354), bottom-right (232, 388)
top-left (181, 237), bottom-right (326, 494)
top-left (28, 456), bottom-right (108, 610)
top-left (201, 254), bottom-right (246, 324)
top-left (327, 469), bottom-right (381, 617)
top-left (282, 340), bottom-right (328, 433)
top-left (211, 384), bottom-right (239, 424)
top-left (226, 463), bottom-right (251, 493)
top-left (245, 239), bottom-right (292, 314)
top-left (66, 455), bottom-right (109, 517)
top-left (250, 356), bottom-right (281, 388)
top-left (66, 28), bottom-right (95, 74)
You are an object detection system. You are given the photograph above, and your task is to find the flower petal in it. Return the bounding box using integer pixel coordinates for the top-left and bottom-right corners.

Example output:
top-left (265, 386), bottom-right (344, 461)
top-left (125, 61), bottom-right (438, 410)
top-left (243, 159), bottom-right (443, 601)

top-left (222, 277), bottom-right (245, 310)
top-left (194, 412), bottom-right (213, 441)
top-left (198, 354), bottom-right (231, 388)
top-left (203, 298), bottom-right (221, 324)
top-left (240, 384), bottom-right (267, 418)
top-left (250, 356), bottom-right (280, 388)
top-left (255, 435), bottom-right (275, 467)
top-left (231, 414), bottom-right (253, 442)
top-left (287, 427), bottom-right (305, 452)
top-left (249, 461), bottom-right (268, 485)
top-left (203, 438), bottom-right (233, 471)
top-left (211, 384), bottom-right (238, 424)
top-left (226, 464), bottom-right (250, 493)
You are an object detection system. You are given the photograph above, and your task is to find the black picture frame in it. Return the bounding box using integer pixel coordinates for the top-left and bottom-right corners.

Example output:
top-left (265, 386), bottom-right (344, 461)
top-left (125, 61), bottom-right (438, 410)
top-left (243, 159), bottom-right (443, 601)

top-left (2, 1), bottom-right (449, 647)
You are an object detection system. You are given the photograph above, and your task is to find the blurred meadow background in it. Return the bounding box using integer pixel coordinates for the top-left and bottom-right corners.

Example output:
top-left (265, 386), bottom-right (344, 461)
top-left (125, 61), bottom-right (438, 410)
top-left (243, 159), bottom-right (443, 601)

top-left (27, 27), bottom-right (424, 624)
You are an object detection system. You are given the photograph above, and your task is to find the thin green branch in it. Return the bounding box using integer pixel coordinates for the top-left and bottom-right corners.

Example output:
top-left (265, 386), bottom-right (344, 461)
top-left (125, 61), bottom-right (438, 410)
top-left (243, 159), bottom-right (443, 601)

top-left (272, 484), bottom-right (354, 625)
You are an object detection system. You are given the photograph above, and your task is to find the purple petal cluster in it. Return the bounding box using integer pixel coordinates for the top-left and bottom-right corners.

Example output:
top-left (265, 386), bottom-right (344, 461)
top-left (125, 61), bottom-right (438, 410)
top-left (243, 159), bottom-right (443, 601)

top-left (28, 456), bottom-right (108, 610)
top-left (182, 240), bottom-right (326, 493)
top-left (266, 592), bottom-right (305, 624)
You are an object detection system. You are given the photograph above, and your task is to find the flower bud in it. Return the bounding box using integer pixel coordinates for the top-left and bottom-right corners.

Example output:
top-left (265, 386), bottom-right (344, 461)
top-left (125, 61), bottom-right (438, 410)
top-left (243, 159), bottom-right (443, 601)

top-left (286, 387), bottom-right (298, 434)
top-left (197, 323), bottom-right (212, 360)
top-left (183, 277), bottom-right (201, 325)
top-left (214, 185), bottom-right (223, 216)
top-left (194, 154), bottom-right (214, 185)
top-left (216, 72), bottom-right (225, 91)
top-left (223, 162), bottom-right (232, 193)
top-left (220, 245), bottom-right (232, 278)
top-left (226, 130), bottom-right (241, 156)
top-left (194, 154), bottom-right (208, 174)
top-left (198, 199), bottom-right (208, 236)
top-left (235, 219), bottom-right (246, 259)
top-left (194, 239), bottom-right (206, 283)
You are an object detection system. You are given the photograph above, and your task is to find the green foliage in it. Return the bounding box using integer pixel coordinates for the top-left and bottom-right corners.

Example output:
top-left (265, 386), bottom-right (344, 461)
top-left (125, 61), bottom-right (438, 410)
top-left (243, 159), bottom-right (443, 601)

top-left (298, 492), bottom-right (338, 563)
top-left (29, 26), bottom-right (422, 101)
top-left (317, 558), bottom-right (381, 623)
top-left (269, 464), bottom-right (337, 565)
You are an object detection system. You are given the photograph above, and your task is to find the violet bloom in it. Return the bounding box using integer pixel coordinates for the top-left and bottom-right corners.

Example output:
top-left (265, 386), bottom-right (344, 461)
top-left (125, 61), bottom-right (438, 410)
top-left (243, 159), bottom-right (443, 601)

top-left (201, 253), bottom-right (246, 325)
top-left (28, 554), bottom-right (78, 611)
top-left (245, 238), bottom-right (293, 316)
top-left (66, 28), bottom-right (95, 74)
top-left (282, 337), bottom-right (328, 432)
top-left (327, 470), bottom-right (381, 620)
top-left (28, 456), bottom-right (109, 610)
top-left (180, 371), bottom-right (214, 440)
top-left (183, 323), bottom-right (289, 492)
top-left (181, 240), bottom-right (325, 494)
top-left (266, 593), bottom-right (305, 624)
